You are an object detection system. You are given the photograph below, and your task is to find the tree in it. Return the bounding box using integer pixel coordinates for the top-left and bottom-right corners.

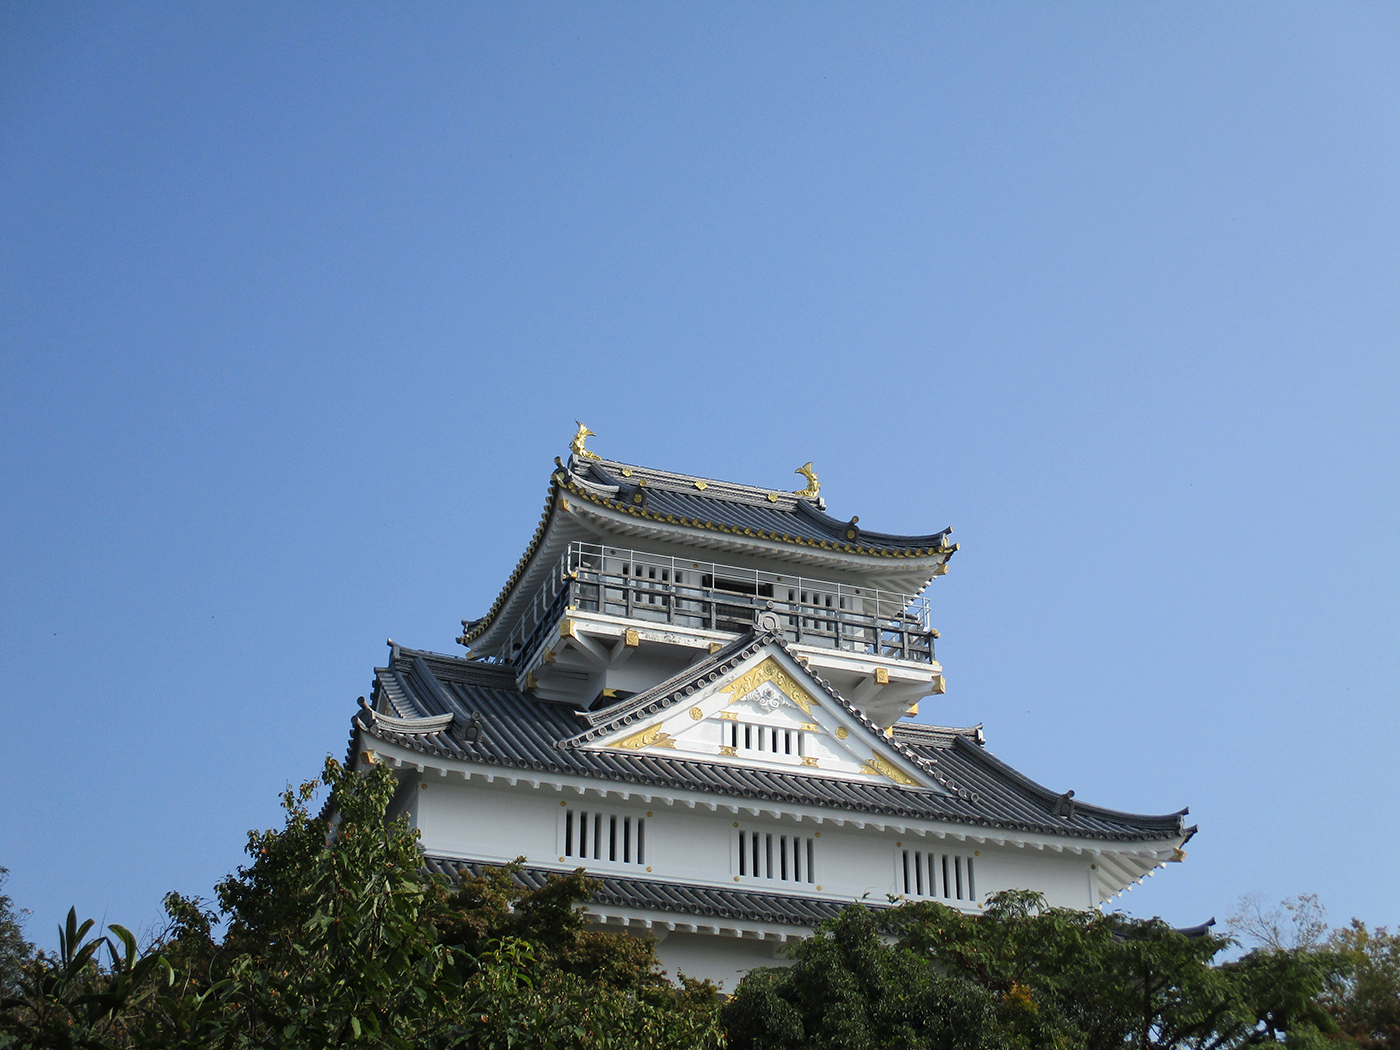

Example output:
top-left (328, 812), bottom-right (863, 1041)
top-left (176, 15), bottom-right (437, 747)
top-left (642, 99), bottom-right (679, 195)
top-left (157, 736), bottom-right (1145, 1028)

top-left (0, 756), bottom-right (722, 1050)
top-left (1326, 920), bottom-right (1400, 1049)
top-left (723, 903), bottom-right (1006, 1050)
top-left (0, 869), bottom-right (33, 1000)
top-left (1226, 894), bottom-right (1329, 953)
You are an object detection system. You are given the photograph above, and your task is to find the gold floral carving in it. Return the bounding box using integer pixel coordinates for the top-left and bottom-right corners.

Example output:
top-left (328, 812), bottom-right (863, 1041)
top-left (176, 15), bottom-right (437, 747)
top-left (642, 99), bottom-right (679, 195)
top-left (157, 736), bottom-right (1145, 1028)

top-left (860, 755), bottom-right (920, 786)
top-left (689, 707), bottom-right (703, 720)
top-left (835, 727), bottom-right (849, 740)
top-left (612, 722), bottom-right (675, 751)
top-left (719, 657), bottom-right (815, 715)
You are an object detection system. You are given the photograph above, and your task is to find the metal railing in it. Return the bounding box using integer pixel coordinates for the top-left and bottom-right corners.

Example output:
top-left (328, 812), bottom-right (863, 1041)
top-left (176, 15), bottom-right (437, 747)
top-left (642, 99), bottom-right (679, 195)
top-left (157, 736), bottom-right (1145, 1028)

top-left (494, 542), bottom-right (936, 669)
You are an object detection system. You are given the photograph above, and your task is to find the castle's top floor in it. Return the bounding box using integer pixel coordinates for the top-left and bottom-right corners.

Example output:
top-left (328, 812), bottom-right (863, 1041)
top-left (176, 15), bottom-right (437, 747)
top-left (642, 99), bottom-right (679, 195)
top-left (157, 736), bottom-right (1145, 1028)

top-left (456, 431), bottom-right (961, 720)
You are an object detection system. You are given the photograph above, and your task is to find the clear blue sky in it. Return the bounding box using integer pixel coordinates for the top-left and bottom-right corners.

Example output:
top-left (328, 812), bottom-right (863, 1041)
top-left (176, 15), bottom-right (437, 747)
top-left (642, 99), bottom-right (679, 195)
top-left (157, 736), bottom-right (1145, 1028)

top-left (2, 3), bottom-right (1397, 946)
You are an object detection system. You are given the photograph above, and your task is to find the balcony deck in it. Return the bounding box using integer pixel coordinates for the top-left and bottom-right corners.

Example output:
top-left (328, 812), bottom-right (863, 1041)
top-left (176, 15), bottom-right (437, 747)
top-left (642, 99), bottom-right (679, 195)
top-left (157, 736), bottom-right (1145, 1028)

top-left (496, 542), bottom-right (936, 669)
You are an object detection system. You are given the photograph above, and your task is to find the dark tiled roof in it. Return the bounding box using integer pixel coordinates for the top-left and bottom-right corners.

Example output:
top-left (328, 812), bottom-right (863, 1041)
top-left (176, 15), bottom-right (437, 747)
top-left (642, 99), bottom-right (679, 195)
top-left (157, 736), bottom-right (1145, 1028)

top-left (360, 644), bottom-right (1189, 844)
top-left (573, 458), bottom-right (957, 555)
top-left (422, 856), bottom-right (859, 928)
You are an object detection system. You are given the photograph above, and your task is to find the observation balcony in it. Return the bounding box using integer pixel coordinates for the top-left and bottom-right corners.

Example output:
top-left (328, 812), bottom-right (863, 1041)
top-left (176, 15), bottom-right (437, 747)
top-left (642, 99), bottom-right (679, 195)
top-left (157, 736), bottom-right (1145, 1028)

top-left (498, 542), bottom-right (937, 673)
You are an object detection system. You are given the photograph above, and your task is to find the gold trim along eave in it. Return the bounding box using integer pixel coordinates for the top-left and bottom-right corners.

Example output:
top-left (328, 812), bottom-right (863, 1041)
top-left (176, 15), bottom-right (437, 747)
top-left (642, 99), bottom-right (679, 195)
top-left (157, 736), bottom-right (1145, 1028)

top-left (610, 722), bottom-right (676, 751)
top-left (860, 754), bottom-right (921, 787)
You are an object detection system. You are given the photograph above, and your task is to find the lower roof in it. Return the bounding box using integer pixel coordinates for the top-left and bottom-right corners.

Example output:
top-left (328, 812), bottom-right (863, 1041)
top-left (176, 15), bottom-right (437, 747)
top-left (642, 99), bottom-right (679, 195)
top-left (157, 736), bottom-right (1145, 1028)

top-left (423, 856), bottom-right (856, 929)
top-left (421, 857), bottom-right (1214, 938)
top-left (360, 643), bottom-right (1192, 845)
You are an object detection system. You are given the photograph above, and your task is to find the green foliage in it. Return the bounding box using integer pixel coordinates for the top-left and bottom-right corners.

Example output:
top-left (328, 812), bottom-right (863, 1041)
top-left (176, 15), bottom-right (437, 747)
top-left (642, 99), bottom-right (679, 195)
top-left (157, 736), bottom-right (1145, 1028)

top-left (0, 907), bottom-right (171, 1050)
top-left (727, 889), bottom-right (1364, 1050)
top-left (0, 758), bottom-right (720, 1050)
top-left (723, 903), bottom-right (1005, 1050)
top-left (2, 764), bottom-right (1394, 1050)
top-left (0, 870), bottom-right (33, 1001)
top-left (1327, 920), bottom-right (1400, 1048)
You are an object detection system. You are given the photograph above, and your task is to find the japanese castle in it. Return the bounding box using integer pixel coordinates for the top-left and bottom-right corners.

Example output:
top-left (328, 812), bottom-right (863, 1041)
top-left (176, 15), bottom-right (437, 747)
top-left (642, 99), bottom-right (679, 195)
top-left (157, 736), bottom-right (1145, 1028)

top-left (348, 426), bottom-right (1195, 988)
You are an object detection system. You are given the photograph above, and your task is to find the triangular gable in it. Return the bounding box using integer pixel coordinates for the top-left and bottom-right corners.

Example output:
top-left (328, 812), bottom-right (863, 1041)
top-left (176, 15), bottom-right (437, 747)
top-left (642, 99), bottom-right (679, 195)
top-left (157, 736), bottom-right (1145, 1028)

top-left (575, 637), bottom-right (942, 792)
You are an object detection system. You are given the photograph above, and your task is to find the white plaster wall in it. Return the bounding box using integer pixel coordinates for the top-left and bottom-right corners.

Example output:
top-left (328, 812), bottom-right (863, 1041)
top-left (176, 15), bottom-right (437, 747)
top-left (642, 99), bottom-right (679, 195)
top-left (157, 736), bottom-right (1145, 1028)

top-left (414, 779), bottom-right (568, 865)
top-left (651, 931), bottom-right (790, 993)
top-left (971, 845), bottom-right (1097, 909)
top-left (410, 778), bottom-right (1097, 910)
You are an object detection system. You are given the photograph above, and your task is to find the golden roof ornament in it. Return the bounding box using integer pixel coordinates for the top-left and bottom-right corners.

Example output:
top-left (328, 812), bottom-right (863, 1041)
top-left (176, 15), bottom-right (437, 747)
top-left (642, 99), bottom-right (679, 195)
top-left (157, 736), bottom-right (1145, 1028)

top-left (570, 421), bottom-right (600, 461)
top-left (793, 461), bottom-right (820, 498)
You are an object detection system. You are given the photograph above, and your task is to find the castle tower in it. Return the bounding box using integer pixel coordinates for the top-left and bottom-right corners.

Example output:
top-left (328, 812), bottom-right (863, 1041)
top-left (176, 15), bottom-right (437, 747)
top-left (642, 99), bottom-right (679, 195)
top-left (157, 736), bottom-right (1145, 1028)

top-left (348, 429), bottom-right (1193, 989)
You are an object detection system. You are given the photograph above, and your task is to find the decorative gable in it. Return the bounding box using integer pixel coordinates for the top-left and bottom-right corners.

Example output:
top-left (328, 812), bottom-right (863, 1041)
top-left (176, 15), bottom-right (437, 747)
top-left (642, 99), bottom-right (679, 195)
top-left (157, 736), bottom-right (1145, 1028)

top-left (583, 642), bottom-right (937, 791)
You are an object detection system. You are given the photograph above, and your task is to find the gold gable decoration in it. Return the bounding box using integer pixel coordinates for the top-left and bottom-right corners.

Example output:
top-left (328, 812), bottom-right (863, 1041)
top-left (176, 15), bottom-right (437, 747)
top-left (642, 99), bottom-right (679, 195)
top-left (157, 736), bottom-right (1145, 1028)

top-left (860, 755), bottom-right (920, 786)
top-left (718, 657), bottom-right (816, 716)
top-left (611, 722), bottom-right (675, 751)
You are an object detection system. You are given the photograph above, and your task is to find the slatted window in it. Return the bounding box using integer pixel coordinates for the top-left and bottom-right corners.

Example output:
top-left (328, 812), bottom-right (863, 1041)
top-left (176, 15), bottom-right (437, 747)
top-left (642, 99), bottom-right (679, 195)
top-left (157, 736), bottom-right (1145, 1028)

top-left (736, 829), bottom-right (815, 883)
top-left (899, 849), bottom-right (976, 902)
top-left (562, 807), bottom-right (645, 866)
top-left (725, 721), bottom-right (805, 757)
top-left (621, 563), bottom-right (672, 608)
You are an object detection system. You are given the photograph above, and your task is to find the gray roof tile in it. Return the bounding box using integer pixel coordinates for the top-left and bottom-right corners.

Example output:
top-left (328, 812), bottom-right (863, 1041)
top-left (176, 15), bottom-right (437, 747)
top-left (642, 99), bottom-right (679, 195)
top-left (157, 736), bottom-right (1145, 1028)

top-left (421, 856), bottom-right (864, 928)
top-left (359, 643), bottom-right (1189, 844)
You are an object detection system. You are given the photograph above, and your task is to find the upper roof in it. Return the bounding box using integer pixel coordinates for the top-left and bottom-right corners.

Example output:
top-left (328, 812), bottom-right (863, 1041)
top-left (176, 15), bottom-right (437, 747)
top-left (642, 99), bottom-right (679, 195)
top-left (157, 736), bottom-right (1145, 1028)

top-left (358, 640), bottom-right (1190, 845)
top-left (461, 448), bottom-right (958, 655)
top-left (577, 458), bottom-right (956, 552)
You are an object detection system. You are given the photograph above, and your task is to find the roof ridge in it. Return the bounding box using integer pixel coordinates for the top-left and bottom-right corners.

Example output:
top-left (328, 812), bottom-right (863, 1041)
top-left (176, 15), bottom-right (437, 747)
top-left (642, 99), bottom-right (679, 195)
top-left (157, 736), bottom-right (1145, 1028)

top-left (893, 722), bottom-right (985, 746)
top-left (590, 457), bottom-right (810, 510)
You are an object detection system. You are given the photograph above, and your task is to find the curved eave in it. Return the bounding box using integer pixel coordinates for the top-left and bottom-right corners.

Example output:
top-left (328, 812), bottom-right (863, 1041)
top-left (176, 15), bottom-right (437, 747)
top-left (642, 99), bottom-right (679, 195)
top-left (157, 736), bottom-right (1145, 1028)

top-left (353, 718), bottom-right (1187, 845)
top-left (947, 735), bottom-right (1189, 833)
top-left (462, 469), bottom-right (958, 655)
top-left (458, 479), bottom-right (582, 655)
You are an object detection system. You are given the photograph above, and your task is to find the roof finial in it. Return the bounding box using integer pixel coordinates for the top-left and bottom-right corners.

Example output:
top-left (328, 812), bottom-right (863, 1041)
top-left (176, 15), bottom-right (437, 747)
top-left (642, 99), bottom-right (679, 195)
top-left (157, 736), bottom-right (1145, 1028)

top-left (793, 461), bottom-right (820, 498)
top-left (571, 421), bottom-right (601, 461)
